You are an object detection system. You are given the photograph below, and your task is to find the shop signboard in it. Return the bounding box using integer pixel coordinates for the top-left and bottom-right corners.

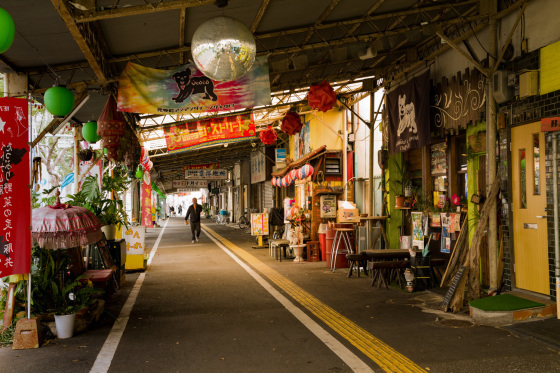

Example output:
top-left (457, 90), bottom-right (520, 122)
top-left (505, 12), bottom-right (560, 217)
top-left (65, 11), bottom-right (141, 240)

top-left (123, 226), bottom-right (146, 255)
top-left (0, 97), bottom-right (30, 277)
top-left (250, 150), bottom-right (266, 184)
top-left (251, 213), bottom-right (269, 236)
top-left (275, 148), bottom-right (286, 164)
top-left (185, 168), bottom-right (227, 180)
top-left (141, 171), bottom-right (153, 228)
top-left (177, 188), bottom-right (202, 193)
top-left (183, 163), bottom-right (219, 170)
top-left (173, 179), bottom-right (208, 188)
top-left (541, 117), bottom-right (560, 132)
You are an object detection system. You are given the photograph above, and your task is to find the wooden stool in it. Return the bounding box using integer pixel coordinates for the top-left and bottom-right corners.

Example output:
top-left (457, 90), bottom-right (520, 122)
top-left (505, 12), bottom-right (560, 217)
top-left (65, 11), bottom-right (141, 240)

top-left (306, 241), bottom-right (320, 262)
top-left (346, 252), bottom-right (369, 278)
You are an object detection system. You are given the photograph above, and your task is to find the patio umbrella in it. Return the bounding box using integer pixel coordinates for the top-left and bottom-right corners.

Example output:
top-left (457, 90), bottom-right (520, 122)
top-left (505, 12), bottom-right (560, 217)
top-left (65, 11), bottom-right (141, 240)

top-left (32, 195), bottom-right (102, 250)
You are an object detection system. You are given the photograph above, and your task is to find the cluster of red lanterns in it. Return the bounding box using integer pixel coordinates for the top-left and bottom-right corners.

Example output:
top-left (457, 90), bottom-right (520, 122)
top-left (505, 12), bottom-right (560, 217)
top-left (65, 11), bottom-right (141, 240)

top-left (280, 111), bottom-right (303, 135)
top-left (307, 80), bottom-right (337, 112)
top-left (271, 164), bottom-right (314, 187)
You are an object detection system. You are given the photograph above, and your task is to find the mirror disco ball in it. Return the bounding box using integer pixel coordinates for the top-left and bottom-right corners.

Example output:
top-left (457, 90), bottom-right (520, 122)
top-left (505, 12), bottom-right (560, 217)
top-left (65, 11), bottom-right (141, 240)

top-left (191, 16), bottom-right (256, 82)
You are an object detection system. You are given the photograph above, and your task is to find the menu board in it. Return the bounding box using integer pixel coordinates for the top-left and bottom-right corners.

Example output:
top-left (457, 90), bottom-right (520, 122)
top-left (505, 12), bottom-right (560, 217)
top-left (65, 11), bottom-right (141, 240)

top-left (431, 142), bottom-right (447, 174)
top-left (251, 213), bottom-right (269, 236)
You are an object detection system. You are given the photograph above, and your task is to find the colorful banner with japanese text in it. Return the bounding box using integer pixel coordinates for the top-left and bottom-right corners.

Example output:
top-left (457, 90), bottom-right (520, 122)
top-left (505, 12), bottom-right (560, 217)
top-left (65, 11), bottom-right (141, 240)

top-left (117, 56), bottom-right (271, 115)
top-left (183, 163), bottom-right (219, 171)
top-left (165, 113), bottom-right (257, 154)
top-left (141, 171), bottom-right (153, 228)
top-left (0, 97), bottom-right (30, 277)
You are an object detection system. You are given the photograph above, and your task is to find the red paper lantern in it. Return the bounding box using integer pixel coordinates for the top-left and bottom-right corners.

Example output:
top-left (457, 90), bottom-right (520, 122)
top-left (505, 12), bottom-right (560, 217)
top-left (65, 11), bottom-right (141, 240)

top-left (259, 126), bottom-right (277, 145)
top-left (98, 95), bottom-right (126, 162)
top-left (307, 80), bottom-right (337, 112)
top-left (281, 111), bottom-right (303, 135)
top-left (290, 169), bottom-right (298, 181)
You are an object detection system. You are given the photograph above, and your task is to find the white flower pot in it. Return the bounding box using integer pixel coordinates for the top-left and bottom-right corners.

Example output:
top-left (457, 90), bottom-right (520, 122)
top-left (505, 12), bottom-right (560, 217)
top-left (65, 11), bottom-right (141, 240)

top-left (54, 314), bottom-right (76, 339)
top-left (101, 224), bottom-right (117, 240)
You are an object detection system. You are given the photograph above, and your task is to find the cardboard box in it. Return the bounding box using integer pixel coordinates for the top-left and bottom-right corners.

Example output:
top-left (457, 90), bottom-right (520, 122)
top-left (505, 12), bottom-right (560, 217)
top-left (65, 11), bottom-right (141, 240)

top-left (336, 208), bottom-right (361, 223)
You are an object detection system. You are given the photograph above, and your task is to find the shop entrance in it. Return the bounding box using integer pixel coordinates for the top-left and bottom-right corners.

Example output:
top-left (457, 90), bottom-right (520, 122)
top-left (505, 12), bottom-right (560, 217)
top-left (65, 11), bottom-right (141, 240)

top-left (511, 121), bottom-right (549, 295)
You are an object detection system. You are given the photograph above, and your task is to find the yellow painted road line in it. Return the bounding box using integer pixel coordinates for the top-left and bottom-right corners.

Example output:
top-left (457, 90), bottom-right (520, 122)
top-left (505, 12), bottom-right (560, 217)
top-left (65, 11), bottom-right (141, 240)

top-left (203, 226), bottom-right (427, 373)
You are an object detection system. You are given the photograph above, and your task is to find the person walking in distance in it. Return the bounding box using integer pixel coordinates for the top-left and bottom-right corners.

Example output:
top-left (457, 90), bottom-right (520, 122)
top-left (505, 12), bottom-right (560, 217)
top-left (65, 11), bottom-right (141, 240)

top-left (185, 198), bottom-right (203, 243)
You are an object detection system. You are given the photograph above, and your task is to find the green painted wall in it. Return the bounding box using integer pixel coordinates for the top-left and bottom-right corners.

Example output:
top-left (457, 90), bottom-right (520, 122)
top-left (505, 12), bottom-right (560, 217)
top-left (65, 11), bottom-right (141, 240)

top-left (385, 153), bottom-right (404, 249)
top-left (466, 122), bottom-right (487, 246)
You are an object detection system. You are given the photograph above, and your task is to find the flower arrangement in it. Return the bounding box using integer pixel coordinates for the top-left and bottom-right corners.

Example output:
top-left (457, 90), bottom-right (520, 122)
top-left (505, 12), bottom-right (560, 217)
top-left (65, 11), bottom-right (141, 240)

top-left (287, 205), bottom-right (308, 227)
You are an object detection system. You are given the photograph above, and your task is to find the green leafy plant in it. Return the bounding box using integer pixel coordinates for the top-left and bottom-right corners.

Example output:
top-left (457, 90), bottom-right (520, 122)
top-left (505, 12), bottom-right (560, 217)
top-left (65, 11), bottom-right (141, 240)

top-left (31, 248), bottom-right (102, 316)
top-left (66, 165), bottom-right (130, 228)
top-left (388, 158), bottom-right (410, 197)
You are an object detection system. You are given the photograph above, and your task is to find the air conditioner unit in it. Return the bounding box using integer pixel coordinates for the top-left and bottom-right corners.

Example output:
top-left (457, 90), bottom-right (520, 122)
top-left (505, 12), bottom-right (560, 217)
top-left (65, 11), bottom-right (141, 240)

top-left (493, 70), bottom-right (512, 104)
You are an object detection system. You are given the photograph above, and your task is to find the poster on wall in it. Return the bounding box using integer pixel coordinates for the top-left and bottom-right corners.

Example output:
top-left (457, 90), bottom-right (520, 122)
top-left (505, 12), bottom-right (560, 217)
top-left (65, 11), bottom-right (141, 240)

top-left (412, 212), bottom-right (424, 251)
top-left (118, 56), bottom-right (271, 115)
top-left (141, 171), bottom-right (153, 228)
top-left (0, 98), bottom-right (30, 277)
top-left (294, 121), bottom-right (311, 160)
top-left (387, 71), bottom-right (431, 154)
top-left (250, 150), bottom-right (266, 184)
top-left (123, 226), bottom-right (146, 255)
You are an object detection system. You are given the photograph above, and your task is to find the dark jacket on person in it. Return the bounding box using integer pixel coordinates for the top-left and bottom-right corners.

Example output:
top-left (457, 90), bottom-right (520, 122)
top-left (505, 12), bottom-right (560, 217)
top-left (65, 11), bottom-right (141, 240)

top-left (185, 204), bottom-right (203, 223)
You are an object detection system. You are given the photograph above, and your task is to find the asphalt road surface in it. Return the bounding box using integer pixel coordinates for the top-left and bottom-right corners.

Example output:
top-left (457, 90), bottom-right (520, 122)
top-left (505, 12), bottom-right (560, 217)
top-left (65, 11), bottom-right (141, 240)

top-left (2, 217), bottom-right (560, 373)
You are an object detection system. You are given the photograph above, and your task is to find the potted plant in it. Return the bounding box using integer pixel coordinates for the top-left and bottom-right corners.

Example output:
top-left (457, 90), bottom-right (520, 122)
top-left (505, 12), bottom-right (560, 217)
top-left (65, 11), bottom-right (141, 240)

top-left (31, 248), bottom-right (103, 339)
top-left (67, 166), bottom-right (130, 240)
top-left (388, 159), bottom-right (410, 208)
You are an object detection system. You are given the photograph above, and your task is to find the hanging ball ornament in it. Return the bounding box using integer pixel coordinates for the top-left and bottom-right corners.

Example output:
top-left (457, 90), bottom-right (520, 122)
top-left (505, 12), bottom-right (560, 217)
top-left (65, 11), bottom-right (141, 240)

top-left (44, 86), bottom-right (75, 117)
top-left (82, 121), bottom-right (99, 143)
top-left (191, 16), bottom-right (256, 82)
top-left (0, 8), bottom-right (14, 54)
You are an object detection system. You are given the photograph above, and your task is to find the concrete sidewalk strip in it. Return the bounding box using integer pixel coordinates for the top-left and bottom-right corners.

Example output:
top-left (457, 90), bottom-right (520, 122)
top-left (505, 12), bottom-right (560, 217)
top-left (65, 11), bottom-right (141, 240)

top-left (203, 225), bottom-right (427, 373)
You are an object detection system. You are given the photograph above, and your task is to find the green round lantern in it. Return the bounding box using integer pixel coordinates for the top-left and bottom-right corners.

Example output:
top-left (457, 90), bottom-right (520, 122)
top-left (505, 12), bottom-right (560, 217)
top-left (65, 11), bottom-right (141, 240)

top-left (0, 8), bottom-right (15, 54)
top-left (44, 86), bottom-right (75, 117)
top-left (135, 167), bottom-right (143, 179)
top-left (82, 121), bottom-right (99, 143)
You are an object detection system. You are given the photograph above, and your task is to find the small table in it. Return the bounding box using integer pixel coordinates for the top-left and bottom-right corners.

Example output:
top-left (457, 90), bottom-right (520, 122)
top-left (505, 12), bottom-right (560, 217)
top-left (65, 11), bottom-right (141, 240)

top-left (359, 216), bottom-right (389, 251)
top-left (361, 249), bottom-right (421, 261)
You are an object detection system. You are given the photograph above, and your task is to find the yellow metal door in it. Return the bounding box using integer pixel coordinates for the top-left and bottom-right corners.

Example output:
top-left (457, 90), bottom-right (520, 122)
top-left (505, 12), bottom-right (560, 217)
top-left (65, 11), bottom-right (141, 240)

top-left (511, 122), bottom-right (549, 294)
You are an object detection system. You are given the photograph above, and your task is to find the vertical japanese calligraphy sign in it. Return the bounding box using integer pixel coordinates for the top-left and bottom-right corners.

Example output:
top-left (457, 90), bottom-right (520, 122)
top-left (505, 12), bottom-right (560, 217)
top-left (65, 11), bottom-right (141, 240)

top-left (141, 171), bottom-right (153, 228)
top-left (0, 98), bottom-right (30, 277)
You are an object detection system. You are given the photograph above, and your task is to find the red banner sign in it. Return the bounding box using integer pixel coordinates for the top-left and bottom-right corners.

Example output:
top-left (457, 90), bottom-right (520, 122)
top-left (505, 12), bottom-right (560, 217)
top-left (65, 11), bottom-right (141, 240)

top-left (164, 113), bottom-right (257, 154)
top-left (183, 163), bottom-right (219, 171)
top-left (141, 171), bottom-right (153, 228)
top-left (541, 117), bottom-right (560, 132)
top-left (0, 98), bottom-right (30, 277)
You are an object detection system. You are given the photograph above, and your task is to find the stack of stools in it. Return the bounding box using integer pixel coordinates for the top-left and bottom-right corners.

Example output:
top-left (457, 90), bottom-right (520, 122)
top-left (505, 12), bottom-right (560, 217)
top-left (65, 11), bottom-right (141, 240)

top-left (306, 241), bottom-right (321, 262)
top-left (346, 252), bottom-right (369, 277)
top-left (269, 239), bottom-right (290, 261)
top-left (330, 227), bottom-right (354, 272)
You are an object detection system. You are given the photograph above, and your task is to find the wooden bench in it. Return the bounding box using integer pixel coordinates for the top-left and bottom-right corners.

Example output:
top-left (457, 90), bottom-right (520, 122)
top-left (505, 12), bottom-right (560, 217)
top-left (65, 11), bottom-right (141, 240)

top-left (346, 253), bottom-right (369, 278)
top-left (369, 260), bottom-right (410, 289)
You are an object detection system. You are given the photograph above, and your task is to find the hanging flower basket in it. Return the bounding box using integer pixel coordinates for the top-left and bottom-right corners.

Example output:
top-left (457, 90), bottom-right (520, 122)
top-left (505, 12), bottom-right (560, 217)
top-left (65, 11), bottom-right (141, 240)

top-left (259, 126), bottom-right (277, 145)
top-left (78, 148), bottom-right (93, 162)
top-left (281, 111), bottom-right (303, 135)
top-left (307, 80), bottom-right (337, 112)
top-left (97, 95), bottom-right (126, 162)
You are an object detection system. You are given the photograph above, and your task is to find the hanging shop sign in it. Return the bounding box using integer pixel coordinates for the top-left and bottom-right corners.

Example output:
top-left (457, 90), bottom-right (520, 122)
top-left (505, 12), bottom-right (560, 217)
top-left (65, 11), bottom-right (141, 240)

top-left (172, 179), bottom-right (208, 188)
top-left (183, 163), bottom-right (219, 170)
top-left (164, 113), bottom-right (257, 154)
top-left (0, 97), bottom-right (30, 277)
top-left (141, 171), bottom-right (153, 228)
top-left (250, 149), bottom-right (266, 184)
top-left (117, 56), bottom-right (271, 115)
top-left (177, 188), bottom-right (202, 193)
top-left (275, 148), bottom-right (286, 164)
top-left (541, 117), bottom-right (560, 132)
top-left (185, 168), bottom-right (227, 180)
top-left (387, 70), bottom-right (431, 154)
top-left (430, 68), bottom-right (486, 134)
